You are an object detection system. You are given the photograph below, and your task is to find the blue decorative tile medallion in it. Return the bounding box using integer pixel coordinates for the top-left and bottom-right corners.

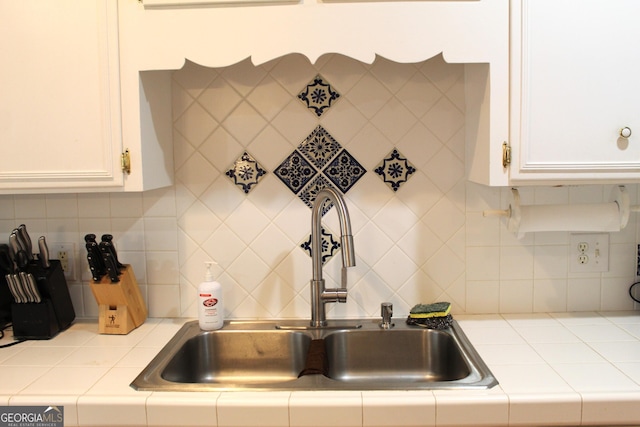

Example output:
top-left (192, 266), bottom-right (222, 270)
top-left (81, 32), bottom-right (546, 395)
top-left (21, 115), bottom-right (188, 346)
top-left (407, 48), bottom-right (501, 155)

top-left (298, 75), bottom-right (340, 117)
top-left (274, 151), bottom-right (317, 194)
top-left (225, 151), bottom-right (267, 194)
top-left (298, 175), bottom-right (334, 212)
top-left (299, 125), bottom-right (342, 169)
top-left (300, 227), bottom-right (341, 264)
top-left (276, 125), bottom-right (366, 203)
top-left (323, 149), bottom-right (366, 193)
top-left (374, 148), bottom-right (417, 192)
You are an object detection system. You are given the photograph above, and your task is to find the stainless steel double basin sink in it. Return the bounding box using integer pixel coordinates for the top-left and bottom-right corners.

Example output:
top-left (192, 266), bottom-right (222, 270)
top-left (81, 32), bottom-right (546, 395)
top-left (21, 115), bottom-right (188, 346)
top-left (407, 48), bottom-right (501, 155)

top-left (131, 319), bottom-right (497, 391)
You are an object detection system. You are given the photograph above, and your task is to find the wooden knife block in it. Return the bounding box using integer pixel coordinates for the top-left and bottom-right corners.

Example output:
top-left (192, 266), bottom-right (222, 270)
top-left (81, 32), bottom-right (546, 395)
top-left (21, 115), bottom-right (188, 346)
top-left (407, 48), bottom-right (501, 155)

top-left (89, 265), bottom-right (147, 335)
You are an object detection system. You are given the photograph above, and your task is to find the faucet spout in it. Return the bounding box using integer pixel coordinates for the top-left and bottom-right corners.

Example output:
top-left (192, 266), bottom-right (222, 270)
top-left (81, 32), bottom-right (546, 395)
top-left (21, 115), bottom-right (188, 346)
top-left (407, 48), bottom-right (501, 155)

top-left (310, 187), bottom-right (355, 327)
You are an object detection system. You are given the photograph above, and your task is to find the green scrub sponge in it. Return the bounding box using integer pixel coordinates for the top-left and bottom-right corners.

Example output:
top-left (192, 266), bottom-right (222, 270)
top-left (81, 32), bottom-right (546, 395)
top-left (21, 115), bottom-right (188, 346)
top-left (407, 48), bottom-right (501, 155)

top-left (406, 302), bottom-right (453, 329)
top-left (409, 302), bottom-right (451, 318)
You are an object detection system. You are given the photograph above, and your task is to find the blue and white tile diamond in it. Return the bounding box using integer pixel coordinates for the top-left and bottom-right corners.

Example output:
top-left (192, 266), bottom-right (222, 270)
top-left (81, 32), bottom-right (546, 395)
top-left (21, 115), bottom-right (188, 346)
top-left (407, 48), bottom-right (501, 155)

top-left (276, 126), bottom-right (364, 205)
top-left (298, 175), bottom-right (334, 212)
top-left (300, 227), bottom-right (341, 264)
top-left (299, 125), bottom-right (342, 169)
top-left (374, 148), bottom-right (417, 192)
top-left (274, 151), bottom-right (317, 194)
top-left (298, 75), bottom-right (340, 117)
top-left (225, 151), bottom-right (267, 194)
top-left (323, 149), bottom-right (366, 194)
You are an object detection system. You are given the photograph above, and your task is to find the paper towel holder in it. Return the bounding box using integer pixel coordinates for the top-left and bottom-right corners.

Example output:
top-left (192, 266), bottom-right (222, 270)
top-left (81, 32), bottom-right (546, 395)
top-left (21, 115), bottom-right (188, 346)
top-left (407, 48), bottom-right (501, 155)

top-left (483, 185), bottom-right (632, 234)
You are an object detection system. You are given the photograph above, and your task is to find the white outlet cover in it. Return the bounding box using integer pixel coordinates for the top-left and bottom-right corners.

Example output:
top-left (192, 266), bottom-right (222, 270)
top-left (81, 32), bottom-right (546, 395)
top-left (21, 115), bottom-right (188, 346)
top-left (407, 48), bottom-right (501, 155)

top-left (569, 233), bottom-right (610, 273)
top-left (50, 242), bottom-right (76, 280)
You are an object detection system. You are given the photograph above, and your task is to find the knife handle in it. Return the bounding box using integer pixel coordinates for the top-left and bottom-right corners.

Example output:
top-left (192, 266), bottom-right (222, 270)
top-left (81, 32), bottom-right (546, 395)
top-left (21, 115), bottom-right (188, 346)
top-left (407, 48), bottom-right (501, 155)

top-left (101, 235), bottom-right (125, 269)
top-left (26, 273), bottom-right (41, 303)
top-left (15, 250), bottom-right (29, 272)
top-left (5, 274), bottom-right (21, 303)
top-left (9, 273), bottom-right (27, 303)
top-left (87, 253), bottom-right (103, 282)
top-left (8, 232), bottom-right (20, 260)
top-left (85, 241), bottom-right (105, 276)
top-left (38, 236), bottom-right (51, 269)
top-left (101, 252), bottom-right (120, 283)
top-left (17, 224), bottom-right (33, 260)
top-left (19, 272), bottom-right (34, 303)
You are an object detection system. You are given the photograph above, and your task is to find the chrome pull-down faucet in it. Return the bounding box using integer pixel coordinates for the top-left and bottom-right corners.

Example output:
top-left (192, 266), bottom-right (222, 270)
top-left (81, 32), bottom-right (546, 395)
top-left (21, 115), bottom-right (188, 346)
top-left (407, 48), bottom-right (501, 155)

top-left (309, 187), bottom-right (355, 327)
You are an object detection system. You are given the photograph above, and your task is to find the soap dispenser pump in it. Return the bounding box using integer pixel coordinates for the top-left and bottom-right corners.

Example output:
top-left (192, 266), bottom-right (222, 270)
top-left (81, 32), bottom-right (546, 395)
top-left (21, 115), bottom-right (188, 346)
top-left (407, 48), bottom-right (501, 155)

top-left (198, 261), bottom-right (223, 330)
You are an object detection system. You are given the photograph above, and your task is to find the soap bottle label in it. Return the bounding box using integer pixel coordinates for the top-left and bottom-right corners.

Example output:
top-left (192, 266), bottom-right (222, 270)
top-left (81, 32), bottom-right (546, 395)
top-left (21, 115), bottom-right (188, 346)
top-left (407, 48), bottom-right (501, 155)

top-left (202, 297), bottom-right (218, 307)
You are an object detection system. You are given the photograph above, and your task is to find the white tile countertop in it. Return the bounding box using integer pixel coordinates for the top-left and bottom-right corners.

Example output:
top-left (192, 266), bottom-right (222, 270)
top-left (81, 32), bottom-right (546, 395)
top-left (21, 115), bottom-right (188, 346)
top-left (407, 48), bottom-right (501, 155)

top-left (1, 312), bottom-right (640, 427)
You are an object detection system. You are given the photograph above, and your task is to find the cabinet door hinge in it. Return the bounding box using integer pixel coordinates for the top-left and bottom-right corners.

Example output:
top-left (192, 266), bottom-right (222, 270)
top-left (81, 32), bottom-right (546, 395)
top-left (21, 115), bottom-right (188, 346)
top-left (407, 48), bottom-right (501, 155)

top-left (502, 142), bottom-right (511, 168)
top-left (121, 149), bottom-right (131, 174)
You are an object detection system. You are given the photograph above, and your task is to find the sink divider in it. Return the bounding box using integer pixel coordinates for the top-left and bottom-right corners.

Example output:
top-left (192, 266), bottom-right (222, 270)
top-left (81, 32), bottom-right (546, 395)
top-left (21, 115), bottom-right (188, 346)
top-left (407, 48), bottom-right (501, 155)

top-left (298, 338), bottom-right (328, 378)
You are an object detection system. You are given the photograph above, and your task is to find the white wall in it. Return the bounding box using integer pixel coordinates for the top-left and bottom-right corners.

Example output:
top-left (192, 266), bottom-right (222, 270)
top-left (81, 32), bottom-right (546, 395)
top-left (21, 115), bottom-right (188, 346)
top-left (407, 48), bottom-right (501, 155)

top-left (0, 54), bottom-right (638, 319)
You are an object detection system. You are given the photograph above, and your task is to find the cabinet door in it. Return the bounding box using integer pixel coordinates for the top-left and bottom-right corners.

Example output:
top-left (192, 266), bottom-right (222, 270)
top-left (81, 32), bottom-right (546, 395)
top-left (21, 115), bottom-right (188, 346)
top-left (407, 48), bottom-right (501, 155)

top-left (0, 0), bottom-right (123, 193)
top-left (511, 0), bottom-right (640, 183)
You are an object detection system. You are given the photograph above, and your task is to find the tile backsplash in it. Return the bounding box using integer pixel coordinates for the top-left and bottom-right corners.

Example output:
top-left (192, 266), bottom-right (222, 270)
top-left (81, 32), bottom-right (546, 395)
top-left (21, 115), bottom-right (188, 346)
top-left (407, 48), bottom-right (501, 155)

top-left (1, 54), bottom-right (639, 320)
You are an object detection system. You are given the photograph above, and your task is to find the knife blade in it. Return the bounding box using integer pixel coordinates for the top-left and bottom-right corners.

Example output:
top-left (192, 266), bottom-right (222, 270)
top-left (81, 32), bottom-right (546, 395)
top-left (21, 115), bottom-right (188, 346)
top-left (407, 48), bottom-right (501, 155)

top-left (37, 236), bottom-right (51, 269)
top-left (17, 224), bottom-right (33, 260)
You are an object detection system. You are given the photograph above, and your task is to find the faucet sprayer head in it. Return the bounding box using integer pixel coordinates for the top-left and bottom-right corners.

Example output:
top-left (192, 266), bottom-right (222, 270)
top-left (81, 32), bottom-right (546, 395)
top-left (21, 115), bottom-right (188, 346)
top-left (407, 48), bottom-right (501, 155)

top-left (341, 234), bottom-right (356, 267)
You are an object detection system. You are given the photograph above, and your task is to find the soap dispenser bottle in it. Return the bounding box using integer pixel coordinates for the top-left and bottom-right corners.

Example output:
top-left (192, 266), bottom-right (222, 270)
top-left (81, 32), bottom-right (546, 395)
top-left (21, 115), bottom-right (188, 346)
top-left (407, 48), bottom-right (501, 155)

top-left (198, 261), bottom-right (223, 330)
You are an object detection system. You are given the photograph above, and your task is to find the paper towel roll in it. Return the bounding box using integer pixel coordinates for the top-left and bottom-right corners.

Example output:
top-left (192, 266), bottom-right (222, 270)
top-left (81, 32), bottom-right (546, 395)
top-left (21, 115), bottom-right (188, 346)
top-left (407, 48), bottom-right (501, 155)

top-left (513, 202), bottom-right (622, 233)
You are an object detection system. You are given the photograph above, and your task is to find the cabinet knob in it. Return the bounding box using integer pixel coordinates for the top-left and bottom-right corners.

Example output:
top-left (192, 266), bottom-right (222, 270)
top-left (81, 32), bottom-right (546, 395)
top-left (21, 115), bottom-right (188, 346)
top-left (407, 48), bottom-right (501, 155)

top-left (620, 127), bottom-right (632, 138)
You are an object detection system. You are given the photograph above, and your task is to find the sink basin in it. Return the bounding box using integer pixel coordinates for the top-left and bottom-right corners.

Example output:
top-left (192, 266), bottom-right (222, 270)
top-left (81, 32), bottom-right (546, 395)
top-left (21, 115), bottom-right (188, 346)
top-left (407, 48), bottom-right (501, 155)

top-left (131, 319), bottom-right (497, 391)
top-left (162, 329), bottom-right (312, 384)
top-left (325, 329), bottom-right (471, 383)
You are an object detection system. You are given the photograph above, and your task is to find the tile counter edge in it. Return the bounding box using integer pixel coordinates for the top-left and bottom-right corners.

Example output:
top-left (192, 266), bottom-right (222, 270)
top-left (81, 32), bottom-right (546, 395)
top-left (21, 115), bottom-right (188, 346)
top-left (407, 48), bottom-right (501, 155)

top-left (0, 313), bottom-right (639, 426)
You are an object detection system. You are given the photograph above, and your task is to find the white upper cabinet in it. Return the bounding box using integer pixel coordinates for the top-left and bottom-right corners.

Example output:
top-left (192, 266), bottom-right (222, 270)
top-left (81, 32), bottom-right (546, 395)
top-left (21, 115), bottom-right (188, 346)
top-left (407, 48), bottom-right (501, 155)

top-left (119, 0), bottom-right (510, 187)
top-left (508, 0), bottom-right (640, 185)
top-left (123, 0), bottom-right (508, 69)
top-left (0, 0), bottom-right (173, 194)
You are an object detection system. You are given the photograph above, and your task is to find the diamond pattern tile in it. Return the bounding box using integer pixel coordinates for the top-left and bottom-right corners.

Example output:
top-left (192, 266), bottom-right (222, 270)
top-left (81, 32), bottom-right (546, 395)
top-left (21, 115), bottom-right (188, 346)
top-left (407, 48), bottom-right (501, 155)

top-left (298, 175), bottom-right (333, 211)
top-left (277, 126), bottom-right (364, 200)
top-left (298, 74), bottom-right (340, 117)
top-left (300, 227), bottom-right (341, 264)
top-left (298, 125), bottom-right (342, 169)
top-left (374, 148), bottom-right (416, 192)
top-left (274, 151), bottom-right (317, 194)
top-left (225, 151), bottom-right (267, 194)
top-left (322, 149), bottom-right (366, 193)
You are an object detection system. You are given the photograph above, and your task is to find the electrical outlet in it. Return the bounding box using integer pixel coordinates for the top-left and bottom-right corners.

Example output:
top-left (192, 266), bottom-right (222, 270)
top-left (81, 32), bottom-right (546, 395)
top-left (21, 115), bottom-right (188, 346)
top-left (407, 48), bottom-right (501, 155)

top-left (50, 242), bottom-right (76, 281)
top-left (570, 233), bottom-right (609, 273)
